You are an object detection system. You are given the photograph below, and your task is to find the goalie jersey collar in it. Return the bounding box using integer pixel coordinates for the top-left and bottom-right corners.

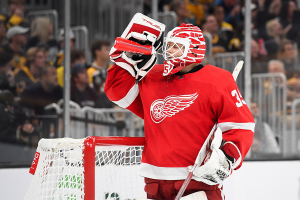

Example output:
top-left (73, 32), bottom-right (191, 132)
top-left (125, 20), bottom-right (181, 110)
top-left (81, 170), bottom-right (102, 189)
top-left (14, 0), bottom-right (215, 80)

top-left (175, 64), bottom-right (204, 76)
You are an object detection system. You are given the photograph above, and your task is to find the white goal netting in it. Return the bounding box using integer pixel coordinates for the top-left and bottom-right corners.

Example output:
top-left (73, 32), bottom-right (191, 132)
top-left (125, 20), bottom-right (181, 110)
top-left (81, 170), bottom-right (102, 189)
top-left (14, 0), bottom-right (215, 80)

top-left (24, 138), bottom-right (146, 200)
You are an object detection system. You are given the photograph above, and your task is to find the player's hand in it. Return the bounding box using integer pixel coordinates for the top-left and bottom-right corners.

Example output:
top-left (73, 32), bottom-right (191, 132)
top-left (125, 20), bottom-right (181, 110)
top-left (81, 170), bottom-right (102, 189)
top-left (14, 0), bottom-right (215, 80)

top-left (269, 0), bottom-right (281, 15)
top-left (109, 43), bottom-right (157, 81)
top-left (126, 31), bottom-right (164, 51)
top-left (189, 147), bottom-right (233, 185)
top-left (230, 5), bottom-right (241, 17)
top-left (188, 128), bottom-right (233, 185)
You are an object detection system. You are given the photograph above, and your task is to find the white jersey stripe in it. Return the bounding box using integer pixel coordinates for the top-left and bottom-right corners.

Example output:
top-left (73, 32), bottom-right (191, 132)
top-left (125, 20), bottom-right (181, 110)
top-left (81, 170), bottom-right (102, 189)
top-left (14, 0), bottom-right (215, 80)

top-left (112, 83), bottom-right (139, 108)
top-left (217, 122), bottom-right (255, 133)
top-left (139, 163), bottom-right (188, 180)
top-left (115, 62), bottom-right (136, 77)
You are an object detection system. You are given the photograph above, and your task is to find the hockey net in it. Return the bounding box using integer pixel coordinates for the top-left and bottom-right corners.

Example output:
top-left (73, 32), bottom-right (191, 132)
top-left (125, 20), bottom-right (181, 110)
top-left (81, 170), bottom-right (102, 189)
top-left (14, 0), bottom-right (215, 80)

top-left (24, 136), bottom-right (146, 200)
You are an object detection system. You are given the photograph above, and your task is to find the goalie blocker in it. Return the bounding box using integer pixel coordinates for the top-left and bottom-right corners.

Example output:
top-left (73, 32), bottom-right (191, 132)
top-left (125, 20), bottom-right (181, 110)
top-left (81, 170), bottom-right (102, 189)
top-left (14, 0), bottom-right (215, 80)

top-left (105, 14), bottom-right (255, 200)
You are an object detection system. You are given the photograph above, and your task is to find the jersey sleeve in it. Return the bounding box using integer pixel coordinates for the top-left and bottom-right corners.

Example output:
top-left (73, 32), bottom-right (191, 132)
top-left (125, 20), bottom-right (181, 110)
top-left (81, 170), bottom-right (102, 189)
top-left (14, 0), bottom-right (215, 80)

top-left (104, 64), bottom-right (144, 119)
top-left (210, 71), bottom-right (255, 170)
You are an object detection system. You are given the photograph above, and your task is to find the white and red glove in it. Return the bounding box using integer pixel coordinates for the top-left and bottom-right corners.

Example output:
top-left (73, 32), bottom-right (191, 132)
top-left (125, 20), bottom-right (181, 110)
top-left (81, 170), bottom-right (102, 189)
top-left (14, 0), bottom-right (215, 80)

top-left (188, 128), bottom-right (234, 186)
top-left (110, 31), bottom-right (163, 81)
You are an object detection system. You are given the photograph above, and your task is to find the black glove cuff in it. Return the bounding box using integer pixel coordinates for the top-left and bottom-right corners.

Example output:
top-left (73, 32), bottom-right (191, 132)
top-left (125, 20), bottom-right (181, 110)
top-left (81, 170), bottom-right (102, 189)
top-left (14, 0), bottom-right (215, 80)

top-left (128, 37), bottom-right (152, 46)
top-left (222, 149), bottom-right (235, 164)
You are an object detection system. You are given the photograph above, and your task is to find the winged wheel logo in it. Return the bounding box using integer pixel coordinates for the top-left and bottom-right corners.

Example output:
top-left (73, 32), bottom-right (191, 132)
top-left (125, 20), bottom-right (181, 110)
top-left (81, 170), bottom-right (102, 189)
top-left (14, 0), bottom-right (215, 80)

top-left (150, 93), bottom-right (198, 123)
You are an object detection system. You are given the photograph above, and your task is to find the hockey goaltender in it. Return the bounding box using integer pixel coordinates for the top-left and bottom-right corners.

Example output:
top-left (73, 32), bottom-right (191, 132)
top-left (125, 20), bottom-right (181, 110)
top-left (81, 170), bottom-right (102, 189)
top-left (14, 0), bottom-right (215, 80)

top-left (105, 21), bottom-right (255, 200)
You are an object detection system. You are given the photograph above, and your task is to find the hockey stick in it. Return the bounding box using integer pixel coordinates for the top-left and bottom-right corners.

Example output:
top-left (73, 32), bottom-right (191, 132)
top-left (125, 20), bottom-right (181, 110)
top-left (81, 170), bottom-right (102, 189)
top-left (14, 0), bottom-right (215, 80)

top-left (232, 60), bottom-right (244, 81)
top-left (174, 61), bottom-right (244, 200)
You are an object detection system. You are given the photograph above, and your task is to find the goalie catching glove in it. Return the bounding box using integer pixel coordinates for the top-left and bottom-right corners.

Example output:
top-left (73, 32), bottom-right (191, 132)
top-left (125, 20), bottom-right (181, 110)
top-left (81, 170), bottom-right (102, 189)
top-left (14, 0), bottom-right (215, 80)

top-left (110, 31), bottom-right (163, 81)
top-left (188, 128), bottom-right (234, 186)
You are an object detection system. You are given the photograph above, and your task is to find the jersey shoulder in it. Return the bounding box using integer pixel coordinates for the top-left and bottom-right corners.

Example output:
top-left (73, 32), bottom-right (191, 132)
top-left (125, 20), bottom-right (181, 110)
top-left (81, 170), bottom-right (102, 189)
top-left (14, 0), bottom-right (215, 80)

top-left (194, 64), bottom-right (235, 89)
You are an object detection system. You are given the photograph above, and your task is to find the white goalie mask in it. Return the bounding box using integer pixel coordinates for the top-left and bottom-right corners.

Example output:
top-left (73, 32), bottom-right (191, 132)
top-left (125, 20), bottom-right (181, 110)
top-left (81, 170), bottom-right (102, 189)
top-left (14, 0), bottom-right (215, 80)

top-left (162, 23), bottom-right (206, 76)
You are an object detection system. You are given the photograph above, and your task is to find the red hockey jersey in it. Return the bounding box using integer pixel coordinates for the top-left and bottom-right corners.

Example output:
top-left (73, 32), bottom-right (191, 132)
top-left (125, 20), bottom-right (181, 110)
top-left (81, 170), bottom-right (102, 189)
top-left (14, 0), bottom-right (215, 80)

top-left (105, 64), bottom-right (254, 180)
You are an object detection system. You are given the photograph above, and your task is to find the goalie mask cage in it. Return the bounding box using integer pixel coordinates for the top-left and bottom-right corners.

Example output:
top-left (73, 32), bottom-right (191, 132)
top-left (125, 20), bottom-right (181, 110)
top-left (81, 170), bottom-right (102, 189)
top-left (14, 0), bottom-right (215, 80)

top-left (24, 136), bottom-right (146, 200)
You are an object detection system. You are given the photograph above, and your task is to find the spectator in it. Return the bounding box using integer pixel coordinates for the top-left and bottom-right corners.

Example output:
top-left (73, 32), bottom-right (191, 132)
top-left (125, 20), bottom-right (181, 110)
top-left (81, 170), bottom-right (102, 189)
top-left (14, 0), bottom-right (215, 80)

top-left (267, 0), bottom-right (282, 16)
top-left (0, 0), bottom-right (27, 30)
top-left (250, 38), bottom-right (268, 63)
top-left (170, 0), bottom-right (190, 26)
top-left (25, 17), bottom-right (59, 64)
top-left (52, 29), bottom-right (76, 68)
top-left (283, 4), bottom-right (300, 51)
top-left (265, 19), bottom-right (284, 59)
top-left (251, 39), bottom-right (260, 61)
top-left (15, 47), bottom-right (46, 94)
top-left (0, 47), bottom-right (15, 94)
top-left (210, 4), bottom-right (235, 49)
top-left (278, 0), bottom-right (297, 30)
top-left (20, 65), bottom-right (63, 115)
top-left (201, 15), bottom-right (228, 55)
top-left (0, 20), bottom-right (6, 45)
top-left (268, 59), bottom-right (288, 77)
top-left (58, 29), bottom-right (76, 51)
top-left (2, 25), bottom-right (28, 72)
top-left (227, 21), bottom-right (243, 51)
top-left (277, 39), bottom-right (297, 72)
top-left (215, 0), bottom-right (241, 27)
top-left (186, 0), bottom-right (206, 26)
top-left (88, 40), bottom-right (111, 94)
top-left (256, 0), bottom-right (281, 40)
top-left (0, 90), bottom-right (39, 147)
top-left (241, 3), bottom-right (260, 39)
top-left (250, 101), bottom-right (280, 156)
top-left (268, 59), bottom-right (300, 101)
top-left (57, 49), bottom-right (86, 87)
top-left (71, 63), bottom-right (100, 108)
top-left (210, 4), bottom-right (233, 32)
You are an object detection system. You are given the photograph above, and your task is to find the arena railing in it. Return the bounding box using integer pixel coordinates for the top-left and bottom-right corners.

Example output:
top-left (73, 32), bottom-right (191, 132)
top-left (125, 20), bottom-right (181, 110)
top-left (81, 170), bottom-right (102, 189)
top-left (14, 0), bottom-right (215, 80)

top-left (148, 11), bottom-right (177, 65)
top-left (251, 73), bottom-right (287, 156)
top-left (214, 52), bottom-right (245, 94)
top-left (202, 32), bottom-right (213, 65)
top-left (59, 26), bottom-right (91, 63)
top-left (24, 0), bottom-right (52, 11)
top-left (44, 101), bottom-right (145, 138)
top-left (26, 10), bottom-right (59, 40)
top-left (86, 0), bottom-right (143, 42)
top-left (290, 98), bottom-right (300, 155)
top-left (148, 11), bottom-right (177, 34)
top-left (71, 26), bottom-right (91, 63)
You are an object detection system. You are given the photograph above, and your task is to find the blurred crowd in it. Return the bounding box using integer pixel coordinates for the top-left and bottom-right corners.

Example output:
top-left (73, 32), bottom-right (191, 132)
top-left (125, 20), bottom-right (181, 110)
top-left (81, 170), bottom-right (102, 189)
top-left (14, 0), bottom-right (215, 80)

top-left (0, 0), bottom-right (115, 148)
top-left (157, 0), bottom-right (300, 101)
top-left (152, 0), bottom-right (300, 156)
top-left (0, 0), bottom-right (299, 156)
top-left (155, 0), bottom-right (300, 64)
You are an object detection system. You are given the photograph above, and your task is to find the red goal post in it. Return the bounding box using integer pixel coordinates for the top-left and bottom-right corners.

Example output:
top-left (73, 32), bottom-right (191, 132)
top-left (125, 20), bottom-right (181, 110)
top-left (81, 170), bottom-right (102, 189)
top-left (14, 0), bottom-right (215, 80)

top-left (84, 136), bottom-right (145, 200)
top-left (25, 136), bottom-right (146, 200)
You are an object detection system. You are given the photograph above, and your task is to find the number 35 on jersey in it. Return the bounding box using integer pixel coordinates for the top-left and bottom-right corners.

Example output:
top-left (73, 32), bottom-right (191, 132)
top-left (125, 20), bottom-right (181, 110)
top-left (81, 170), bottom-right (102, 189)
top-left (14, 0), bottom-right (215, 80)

top-left (231, 89), bottom-right (246, 108)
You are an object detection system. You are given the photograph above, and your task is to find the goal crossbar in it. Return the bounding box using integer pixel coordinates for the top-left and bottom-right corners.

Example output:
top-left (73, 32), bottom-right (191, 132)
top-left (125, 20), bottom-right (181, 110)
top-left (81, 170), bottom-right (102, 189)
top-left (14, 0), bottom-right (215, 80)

top-left (25, 136), bottom-right (145, 200)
